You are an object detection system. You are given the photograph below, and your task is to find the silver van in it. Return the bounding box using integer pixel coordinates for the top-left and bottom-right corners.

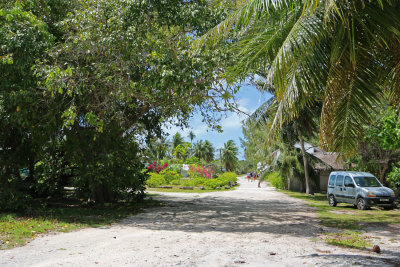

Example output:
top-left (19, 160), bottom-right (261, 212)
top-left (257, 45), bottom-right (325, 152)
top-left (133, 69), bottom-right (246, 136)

top-left (327, 171), bottom-right (396, 210)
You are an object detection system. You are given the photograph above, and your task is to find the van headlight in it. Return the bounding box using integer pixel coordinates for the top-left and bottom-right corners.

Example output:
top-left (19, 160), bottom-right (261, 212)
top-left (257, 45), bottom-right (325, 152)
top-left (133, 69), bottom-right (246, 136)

top-left (391, 192), bottom-right (395, 198)
top-left (366, 191), bottom-right (376, 197)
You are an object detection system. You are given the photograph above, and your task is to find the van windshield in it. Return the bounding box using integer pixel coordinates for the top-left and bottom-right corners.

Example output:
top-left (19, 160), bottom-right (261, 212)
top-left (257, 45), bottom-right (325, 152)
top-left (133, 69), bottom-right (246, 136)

top-left (353, 176), bottom-right (381, 187)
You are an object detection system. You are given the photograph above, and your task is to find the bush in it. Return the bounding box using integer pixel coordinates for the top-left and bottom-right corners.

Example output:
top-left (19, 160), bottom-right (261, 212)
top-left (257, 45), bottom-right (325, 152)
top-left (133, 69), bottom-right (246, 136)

top-left (388, 164), bottom-right (400, 188)
top-left (218, 172), bottom-right (237, 183)
top-left (264, 171), bottom-right (285, 189)
top-left (159, 170), bottom-right (181, 184)
top-left (146, 173), bottom-right (166, 188)
top-left (170, 179), bottom-right (181, 185)
top-left (192, 177), bottom-right (207, 186)
top-left (204, 179), bottom-right (219, 189)
top-left (188, 165), bottom-right (213, 178)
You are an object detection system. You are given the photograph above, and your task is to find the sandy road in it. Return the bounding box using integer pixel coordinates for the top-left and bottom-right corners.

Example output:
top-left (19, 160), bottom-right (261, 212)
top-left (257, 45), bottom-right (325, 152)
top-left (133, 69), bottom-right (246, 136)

top-left (1, 176), bottom-right (399, 266)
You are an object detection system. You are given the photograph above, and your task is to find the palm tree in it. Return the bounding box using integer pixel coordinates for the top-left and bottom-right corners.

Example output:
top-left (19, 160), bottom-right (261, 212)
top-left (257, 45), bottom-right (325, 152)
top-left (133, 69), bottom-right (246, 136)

top-left (146, 136), bottom-right (169, 162)
top-left (188, 131), bottom-right (196, 145)
top-left (193, 140), bottom-right (215, 163)
top-left (203, 140), bottom-right (215, 162)
top-left (171, 132), bottom-right (184, 150)
top-left (198, 0), bottom-right (400, 155)
top-left (222, 140), bottom-right (238, 171)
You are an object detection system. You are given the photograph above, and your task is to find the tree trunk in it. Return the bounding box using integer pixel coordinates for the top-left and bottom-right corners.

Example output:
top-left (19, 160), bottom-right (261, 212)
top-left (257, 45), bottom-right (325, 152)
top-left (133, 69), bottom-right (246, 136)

top-left (297, 127), bottom-right (313, 195)
top-left (379, 151), bottom-right (392, 184)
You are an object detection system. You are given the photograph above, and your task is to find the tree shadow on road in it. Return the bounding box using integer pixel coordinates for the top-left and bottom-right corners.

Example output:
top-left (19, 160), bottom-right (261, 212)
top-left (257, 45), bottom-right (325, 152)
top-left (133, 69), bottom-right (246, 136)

top-left (119, 194), bottom-right (321, 238)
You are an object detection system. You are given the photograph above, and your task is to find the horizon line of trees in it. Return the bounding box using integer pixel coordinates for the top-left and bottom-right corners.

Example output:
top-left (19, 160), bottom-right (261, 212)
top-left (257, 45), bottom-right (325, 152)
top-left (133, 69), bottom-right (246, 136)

top-left (145, 132), bottom-right (239, 172)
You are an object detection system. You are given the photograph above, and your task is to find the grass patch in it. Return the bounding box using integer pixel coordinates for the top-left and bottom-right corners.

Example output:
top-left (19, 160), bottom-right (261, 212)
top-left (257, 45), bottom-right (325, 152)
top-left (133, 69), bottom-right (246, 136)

top-left (147, 185), bottom-right (238, 193)
top-left (324, 231), bottom-right (371, 249)
top-left (0, 198), bottom-right (162, 249)
top-left (281, 190), bottom-right (400, 230)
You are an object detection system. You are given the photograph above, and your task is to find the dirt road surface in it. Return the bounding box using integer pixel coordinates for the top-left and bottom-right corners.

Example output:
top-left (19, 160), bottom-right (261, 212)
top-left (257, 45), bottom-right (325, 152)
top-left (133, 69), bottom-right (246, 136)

top-left (1, 176), bottom-right (399, 266)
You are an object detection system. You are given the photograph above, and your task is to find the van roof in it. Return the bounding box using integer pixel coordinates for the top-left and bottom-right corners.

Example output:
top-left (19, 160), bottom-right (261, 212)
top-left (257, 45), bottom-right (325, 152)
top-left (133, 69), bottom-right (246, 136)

top-left (330, 171), bottom-right (375, 177)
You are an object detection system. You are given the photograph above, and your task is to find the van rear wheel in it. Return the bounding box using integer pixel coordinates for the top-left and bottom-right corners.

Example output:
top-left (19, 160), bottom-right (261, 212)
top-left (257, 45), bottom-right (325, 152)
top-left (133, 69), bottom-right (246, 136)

top-left (329, 195), bottom-right (337, 207)
top-left (357, 197), bottom-right (368, 210)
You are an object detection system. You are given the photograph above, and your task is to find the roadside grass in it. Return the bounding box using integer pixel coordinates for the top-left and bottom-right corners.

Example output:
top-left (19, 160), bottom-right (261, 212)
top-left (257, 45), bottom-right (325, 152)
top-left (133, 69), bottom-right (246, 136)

top-left (281, 190), bottom-right (400, 249)
top-left (147, 185), bottom-right (238, 193)
top-left (281, 190), bottom-right (400, 229)
top-left (0, 198), bottom-right (163, 249)
top-left (324, 231), bottom-right (371, 249)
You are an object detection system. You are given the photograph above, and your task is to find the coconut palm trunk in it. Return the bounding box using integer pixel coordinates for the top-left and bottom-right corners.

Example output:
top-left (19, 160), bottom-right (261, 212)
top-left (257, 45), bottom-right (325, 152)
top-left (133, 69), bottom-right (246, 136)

top-left (297, 127), bottom-right (313, 195)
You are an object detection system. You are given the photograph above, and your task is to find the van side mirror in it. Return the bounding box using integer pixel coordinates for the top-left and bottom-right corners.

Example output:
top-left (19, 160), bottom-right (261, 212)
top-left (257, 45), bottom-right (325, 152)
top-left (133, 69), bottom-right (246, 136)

top-left (346, 183), bottom-right (355, 188)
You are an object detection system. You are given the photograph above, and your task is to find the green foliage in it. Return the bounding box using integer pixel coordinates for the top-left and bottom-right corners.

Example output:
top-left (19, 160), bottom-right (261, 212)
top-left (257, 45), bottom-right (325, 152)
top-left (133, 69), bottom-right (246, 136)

top-left (203, 173), bottom-right (237, 189)
top-left (146, 173), bottom-right (166, 188)
top-left (388, 164), bottom-right (400, 189)
top-left (181, 177), bottom-right (208, 187)
top-left (203, 179), bottom-right (220, 189)
top-left (0, 0), bottom-right (238, 209)
top-left (0, 3), bottom-right (58, 209)
top-left (201, 0), bottom-right (400, 154)
top-left (172, 143), bottom-right (191, 160)
top-left (346, 106), bottom-right (400, 183)
top-left (218, 172), bottom-right (237, 183)
top-left (170, 179), bottom-right (181, 186)
top-left (193, 140), bottom-right (215, 163)
top-left (375, 108), bottom-right (400, 151)
top-left (186, 156), bottom-right (200, 165)
top-left (221, 140), bottom-right (238, 171)
top-left (263, 171), bottom-right (286, 189)
top-left (159, 170), bottom-right (181, 185)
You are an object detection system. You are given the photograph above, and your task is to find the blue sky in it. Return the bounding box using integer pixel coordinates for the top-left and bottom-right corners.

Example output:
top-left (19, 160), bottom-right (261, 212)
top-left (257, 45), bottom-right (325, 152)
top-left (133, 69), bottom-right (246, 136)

top-left (164, 83), bottom-right (272, 160)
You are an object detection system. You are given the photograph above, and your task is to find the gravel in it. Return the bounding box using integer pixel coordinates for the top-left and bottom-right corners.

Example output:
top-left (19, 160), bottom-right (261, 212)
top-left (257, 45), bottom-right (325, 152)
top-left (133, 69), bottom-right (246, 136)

top-left (1, 176), bottom-right (399, 266)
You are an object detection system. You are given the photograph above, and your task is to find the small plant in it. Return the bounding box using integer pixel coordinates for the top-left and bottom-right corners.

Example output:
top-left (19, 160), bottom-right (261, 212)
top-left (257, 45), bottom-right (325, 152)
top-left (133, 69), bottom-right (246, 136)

top-left (218, 172), bottom-right (237, 183)
top-left (159, 170), bottom-right (181, 184)
top-left (146, 173), bottom-right (166, 187)
top-left (188, 165), bottom-right (213, 178)
top-left (264, 171), bottom-right (285, 189)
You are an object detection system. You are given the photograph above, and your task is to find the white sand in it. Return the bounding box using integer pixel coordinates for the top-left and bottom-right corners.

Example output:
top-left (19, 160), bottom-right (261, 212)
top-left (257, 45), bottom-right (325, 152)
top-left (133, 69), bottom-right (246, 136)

top-left (1, 176), bottom-right (399, 266)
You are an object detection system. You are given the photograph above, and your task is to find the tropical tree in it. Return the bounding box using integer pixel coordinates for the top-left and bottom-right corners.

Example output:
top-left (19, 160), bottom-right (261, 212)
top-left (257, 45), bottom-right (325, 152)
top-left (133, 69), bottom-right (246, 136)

top-left (188, 131), bottom-right (196, 145)
top-left (222, 140), bottom-right (239, 171)
top-left (172, 133), bottom-right (185, 151)
top-left (193, 140), bottom-right (215, 163)
top-left (203, 140), bottom-right (215, 162)
top-left (146, 137), bottom-right (170, 162)
top-left (198, 0), bottom-right (400, 155)
top-left (0, 0), bottom-right (241, 208)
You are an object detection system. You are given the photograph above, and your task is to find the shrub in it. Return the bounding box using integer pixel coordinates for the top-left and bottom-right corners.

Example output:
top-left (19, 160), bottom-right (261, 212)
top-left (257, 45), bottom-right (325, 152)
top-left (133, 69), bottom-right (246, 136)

top-left (188, 165), bottom-right (213, 178)
top-left (204, 179), bottom-right (219, 189)
top-left (159, 170), bottom-right (181, 184)
top-left (218, 172), bottom-right (237, 183)
top-left (192, 177), bottom-right (207, 186)
top-left (264, 171), bottom-right (285, 189)
top-left (147, 162), bottom-right (168, 173)
top-left (146, 173), bottom-right (166, 188)
top-left (185, 156), bottom-right (200, 165)
top-left (170, 179), bottom-right (181, 185)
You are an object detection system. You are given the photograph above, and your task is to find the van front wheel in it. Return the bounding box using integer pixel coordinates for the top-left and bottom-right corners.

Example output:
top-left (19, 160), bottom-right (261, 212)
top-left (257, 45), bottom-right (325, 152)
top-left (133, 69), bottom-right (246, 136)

top-left (329, 195), bottom-right (337, 207)
top-left (357, 197), bottom-right (368, 210)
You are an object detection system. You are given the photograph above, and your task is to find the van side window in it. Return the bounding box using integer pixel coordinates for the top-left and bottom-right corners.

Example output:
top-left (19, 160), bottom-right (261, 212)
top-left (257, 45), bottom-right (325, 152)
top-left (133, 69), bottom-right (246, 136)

top-left (336, 175), bottom-right (344, 186)
top-left (328, 175), bottom-right (336, 186)
top-left (344, 176), bottom-right (353, 187)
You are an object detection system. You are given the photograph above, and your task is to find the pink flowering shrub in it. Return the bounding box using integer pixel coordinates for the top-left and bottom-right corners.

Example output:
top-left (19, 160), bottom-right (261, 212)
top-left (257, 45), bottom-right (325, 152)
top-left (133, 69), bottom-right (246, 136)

top-left (188, 165), bottom-right (213, 178)
top-left (147, 161), bottom-right (168, 173)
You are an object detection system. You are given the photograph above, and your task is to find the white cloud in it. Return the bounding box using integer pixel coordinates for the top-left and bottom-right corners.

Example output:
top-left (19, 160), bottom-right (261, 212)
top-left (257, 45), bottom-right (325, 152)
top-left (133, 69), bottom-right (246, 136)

top-left (220, 112), bottom-right (245, 130)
